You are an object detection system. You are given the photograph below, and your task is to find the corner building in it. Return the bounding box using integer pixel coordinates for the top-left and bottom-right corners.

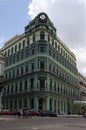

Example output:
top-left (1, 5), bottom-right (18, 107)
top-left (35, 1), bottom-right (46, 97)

top-left (0, 54), bottom-right (4, 109)
top-left (0, 13), bottom-right (79, 114)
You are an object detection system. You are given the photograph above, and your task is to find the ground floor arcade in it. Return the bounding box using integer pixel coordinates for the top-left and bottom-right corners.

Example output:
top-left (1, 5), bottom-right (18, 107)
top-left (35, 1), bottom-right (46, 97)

top-left (2, 93), bottom-right (75, 115)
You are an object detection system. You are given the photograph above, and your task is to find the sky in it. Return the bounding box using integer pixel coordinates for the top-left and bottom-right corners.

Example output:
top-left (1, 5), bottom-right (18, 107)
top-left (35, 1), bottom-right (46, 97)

top-left (0, 0), bottom-right (86, 77)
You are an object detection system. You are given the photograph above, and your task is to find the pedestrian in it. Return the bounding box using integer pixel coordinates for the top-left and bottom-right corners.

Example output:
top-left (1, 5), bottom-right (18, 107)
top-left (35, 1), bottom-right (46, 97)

top-left (17, 110), bottom-right (21, 118)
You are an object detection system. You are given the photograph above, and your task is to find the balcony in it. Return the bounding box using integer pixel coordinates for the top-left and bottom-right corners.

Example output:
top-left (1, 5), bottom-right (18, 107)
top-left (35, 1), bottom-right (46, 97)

top-left (4, 68), bottom-right (78, 93)
top-left (2, 86), bottom-right (79, 100)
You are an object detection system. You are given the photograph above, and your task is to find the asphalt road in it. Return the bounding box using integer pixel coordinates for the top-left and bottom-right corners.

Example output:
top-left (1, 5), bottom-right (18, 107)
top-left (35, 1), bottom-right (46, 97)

top-left (0, 116), bottom-right (86, 130)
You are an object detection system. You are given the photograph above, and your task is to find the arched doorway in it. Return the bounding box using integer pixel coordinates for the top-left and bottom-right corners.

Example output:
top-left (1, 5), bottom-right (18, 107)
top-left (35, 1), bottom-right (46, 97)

top-left (30, 98), bottom-right (34, 109)
top-left (39, 98), bottom-right (46, 111)
top-left (67, 100), bottom-right (71, 114)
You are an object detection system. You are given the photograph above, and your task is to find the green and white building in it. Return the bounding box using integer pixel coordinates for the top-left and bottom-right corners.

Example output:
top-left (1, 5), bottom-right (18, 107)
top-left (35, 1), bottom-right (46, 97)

top-left (0, 12), bottom-right (79, 114)
top-left (0, 54), bottom-right (4, 110)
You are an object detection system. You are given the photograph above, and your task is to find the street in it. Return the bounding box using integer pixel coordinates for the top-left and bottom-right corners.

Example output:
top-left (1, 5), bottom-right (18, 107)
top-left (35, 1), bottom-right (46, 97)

top-left (0, 116), bottom-right (86, 130)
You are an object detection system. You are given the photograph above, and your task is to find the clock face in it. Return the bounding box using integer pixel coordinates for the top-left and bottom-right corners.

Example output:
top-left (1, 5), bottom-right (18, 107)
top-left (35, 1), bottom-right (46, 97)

top-left (40, 14), bottom-right (46, 20)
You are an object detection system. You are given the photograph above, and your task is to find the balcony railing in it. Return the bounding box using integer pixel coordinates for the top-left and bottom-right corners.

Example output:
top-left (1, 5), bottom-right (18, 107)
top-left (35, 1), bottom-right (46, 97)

top-left (4, 68), bottom-right (77, 88)
top-left (2, 87), bottom-right (79, 100)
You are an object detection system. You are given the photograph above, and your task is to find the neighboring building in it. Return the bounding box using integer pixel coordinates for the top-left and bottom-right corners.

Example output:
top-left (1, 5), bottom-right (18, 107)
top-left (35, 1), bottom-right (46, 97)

top-left (79, 73), bottom-right (86, 100)
top-left (74, 73), bottom-right (86, 114)
top-left (0, 54), bottom-right (4, 110)
top-left (0, 12), bottom-right (79, 114)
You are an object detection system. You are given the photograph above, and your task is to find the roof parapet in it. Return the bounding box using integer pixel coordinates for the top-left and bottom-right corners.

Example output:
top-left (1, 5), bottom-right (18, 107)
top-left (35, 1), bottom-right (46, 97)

top-left (4, 35), bottom-right (20, 46)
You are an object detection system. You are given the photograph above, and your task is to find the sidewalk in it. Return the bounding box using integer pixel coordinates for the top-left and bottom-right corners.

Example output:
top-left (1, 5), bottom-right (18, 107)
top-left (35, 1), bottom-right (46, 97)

top-left (0, 115), bottom-right (15, 121)
top-left (58, 114), bottom-right (83, 118)
top-left (0, 114), bottom-right (83, 121)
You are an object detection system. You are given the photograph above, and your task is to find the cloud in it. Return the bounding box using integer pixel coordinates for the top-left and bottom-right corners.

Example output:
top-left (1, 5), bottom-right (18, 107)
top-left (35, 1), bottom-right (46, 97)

top-left (0, 36), bottom-right (5, 48)
top-left (72, 48), bottom-right (86, 76)
top-left (28, 0), bottom-right (86, 77)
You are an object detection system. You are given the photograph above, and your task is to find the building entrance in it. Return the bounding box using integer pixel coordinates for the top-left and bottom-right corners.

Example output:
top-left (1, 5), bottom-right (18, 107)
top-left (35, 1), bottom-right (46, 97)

top-left (39, 98), bottom-right (46, 111)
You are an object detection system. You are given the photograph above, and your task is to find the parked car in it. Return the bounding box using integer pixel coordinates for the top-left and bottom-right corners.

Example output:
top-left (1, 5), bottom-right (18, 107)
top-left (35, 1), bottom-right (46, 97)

top-left (39, 111), bottom-right (58, 117)
top-left (28, 109), bottom-right (39, 116)
top-left (22, 108), bottom-right (39, 116)
top-left (0, 109), bottom-right (17, 115)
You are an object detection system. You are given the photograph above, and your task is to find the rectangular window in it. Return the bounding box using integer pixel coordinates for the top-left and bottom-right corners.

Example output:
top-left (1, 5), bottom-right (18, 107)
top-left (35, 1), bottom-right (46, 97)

top-left (40, 31), bottom-right (45, 40)
top-left (8, 49), bottom-right (10, 56)
top-left (40, 46), bottom-right (45, 52)
top-left (49, 50), bottom-right (51, 55)
top-left (30, 78), bottom-right (34, 89)
top-left (11, 47), bottom-right (13, 54)
top-left (26, 51), bottom-right (29, 57)
top-left (13, 70), bottom-right (15, 78)
top-left (21, 67), bottom-right (23, 74)
top-left (19, 43), bottom-right (21, 51)
top-left (15, 83), bottom-right (17, 92)
top-left (32, 63), bottom-right (34, 71)
top-left (17, 56), bottom-right (19, 62)
top-left (32, 48), bottom-right (35, 55)
top-left (26, 65), bottom-right (28, 72)
top-left (48, 35), bottom-right (50, 42)
top-left (15, 45), bottom-right (17, 53)
top-left (27, 38), bottom-right (29, 45)
top-left (23, 40), bottom-right (25, 48)
top-left (33, 34), bottom-right (35, 42)
top-left (20, 82), bottom-right (22, 92)
top-left (25, 81), bottom-right (27, 91)
top-left (17, 69), bottom-right (19, 76)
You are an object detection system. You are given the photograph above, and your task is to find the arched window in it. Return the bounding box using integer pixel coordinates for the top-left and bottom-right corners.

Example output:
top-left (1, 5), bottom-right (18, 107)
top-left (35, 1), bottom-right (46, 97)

top-left (40, 31), bottom-right (45, 40)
